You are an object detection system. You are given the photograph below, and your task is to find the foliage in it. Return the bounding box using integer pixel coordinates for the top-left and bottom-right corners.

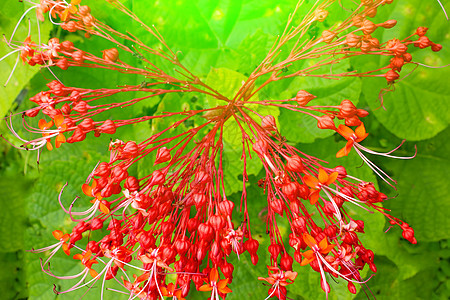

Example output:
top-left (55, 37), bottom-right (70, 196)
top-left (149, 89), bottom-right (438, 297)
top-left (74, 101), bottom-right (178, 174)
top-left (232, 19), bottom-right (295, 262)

top-left (0, 0), bottom-right (449, 299)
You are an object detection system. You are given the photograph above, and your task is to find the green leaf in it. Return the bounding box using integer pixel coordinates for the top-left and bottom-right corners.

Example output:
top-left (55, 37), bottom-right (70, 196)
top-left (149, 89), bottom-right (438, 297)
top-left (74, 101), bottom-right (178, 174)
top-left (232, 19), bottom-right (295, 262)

top-left (378, 127), bottom-right (450, 242)
top-left (358, 0), bottom-right (450, 141)
top-left (0, 2), bottom-right (52, 118)
top-left (277, 61), bottom-right (362, 143)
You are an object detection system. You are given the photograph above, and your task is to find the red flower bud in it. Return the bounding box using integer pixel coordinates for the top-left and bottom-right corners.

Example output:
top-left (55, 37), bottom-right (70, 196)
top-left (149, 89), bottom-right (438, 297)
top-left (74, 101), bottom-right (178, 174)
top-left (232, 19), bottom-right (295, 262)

top-left (121, 141), bottom-right (139, 158)
top-left (60, 40), bottom-right (74, 52)
top-left (111, 165), bottom-right (128, 182)
top-left (98, 120), bottom-right (116, 134)
top-left (252, 139), bottom-right (268, 156)
top-left (218, 199), bottom-right (234, 216)
top-left (102, 48), bottom-right (119, 62)
top-left (381, 19), bottom-right (397, 29)
top-left (317, 115), bottom-right (336, 130)
top-left (209, 215), bottom-right (225, 231)
top-left (416, 26), bottom-right (428, 37)
top-left (175, 239), bottom-right (191, 255)
top-left (56, 57), bottom-right (69, 70)
top-left (91, 218), bottom-right (104, 230)
top-left (295, 90), bottom-right (316, 106)
top-left (197, 223), bottom-right (214, 241)
top-left (280, 254), bottom-right (293, 271)
top-left (385, 69), bottom-right (399, 82)
top-left (72, 50), bottom-right (85, 63)
top-left (72, 101), bottom-right (89, 113)
top-left (154, 147), bottom-right (171, 164)
top-left (94, 162), bottom-right (110, 177)
top-left (244, 238), bottom-right (259, 255)
top-left (124, 176), bottom-right (139, 192)
top-left (339, 99), bottom-right (357, 118)
top-left (268, 243), bottom-right (282, 260)
top-left (149, 170), bottom-right (165, 186)
top-left (66, 128), bottom-right (86, 143)
top-left (285, 155), bottom-right (304, 173)
top-left (362, 19), bottom-right (377, 35)
top-left (261, 115), bottom-right (277, 131)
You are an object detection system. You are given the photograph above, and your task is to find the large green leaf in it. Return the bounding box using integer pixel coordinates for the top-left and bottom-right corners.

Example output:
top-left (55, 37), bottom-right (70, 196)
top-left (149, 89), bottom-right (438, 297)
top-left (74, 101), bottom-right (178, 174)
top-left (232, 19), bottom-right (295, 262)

top-left (0, 2), bottom-right (52, 118)
top-left (358, 0), bottom-right (450, 141)
top-left (277, 61), bottom-right (362, 144)
top-left (377, 127), bottom-right (450, 242)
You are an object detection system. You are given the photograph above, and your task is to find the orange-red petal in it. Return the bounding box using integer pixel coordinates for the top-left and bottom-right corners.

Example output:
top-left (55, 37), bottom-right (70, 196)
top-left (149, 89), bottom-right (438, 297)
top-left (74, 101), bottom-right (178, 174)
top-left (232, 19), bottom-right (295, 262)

top-left (62, 243), bottom-right (70, 256)
top-left (318, 168), bottom-right (328, 184)
top-left (303, 234), bottom-right (317, 249)
top-left (325, 171), bottom-right (338, 186)
top-left (99, 202), bottom-right (110, 214)
top-left (355, 123), bottom-right (369, 142)
top-left (303, 175), bottom-right (319, 189)
top-left (198, 284), bottom-right (213, 292)
top-left (82, 183), bottom-right (92, 196)
top-left (210, 268), bottom-right (219, 282)
top-left (309, 190), bottom-right (320, 205)
top-left (52, 230), bottom-right (63, 240)
top-left (337, 124), bottom-right (355, 140)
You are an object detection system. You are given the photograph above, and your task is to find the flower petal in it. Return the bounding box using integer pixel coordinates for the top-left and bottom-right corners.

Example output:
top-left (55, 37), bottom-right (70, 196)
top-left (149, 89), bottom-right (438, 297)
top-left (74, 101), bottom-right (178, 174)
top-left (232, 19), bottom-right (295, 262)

top-left (303, 175), bottom-right (319, 188)
top-left (337, 124), bottom-right (355, 140)
top-left (318, 168), bottom-right (328, 184)
top-left (302, 234), bottom-right (317, 249)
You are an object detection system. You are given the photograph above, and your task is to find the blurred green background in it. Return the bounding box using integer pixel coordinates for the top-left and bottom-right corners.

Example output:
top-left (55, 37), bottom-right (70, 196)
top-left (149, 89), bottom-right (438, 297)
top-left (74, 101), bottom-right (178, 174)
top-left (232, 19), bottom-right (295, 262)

top-left (0, 0), bottom-right (449, 299)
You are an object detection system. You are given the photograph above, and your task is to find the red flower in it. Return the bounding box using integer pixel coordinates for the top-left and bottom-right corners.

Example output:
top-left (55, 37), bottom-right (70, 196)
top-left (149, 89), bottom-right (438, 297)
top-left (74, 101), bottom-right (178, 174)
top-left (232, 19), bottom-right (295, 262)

top-left (303, 168), bottom-right (339, 205)
top-left (336, 123), bottom-right (368, 158)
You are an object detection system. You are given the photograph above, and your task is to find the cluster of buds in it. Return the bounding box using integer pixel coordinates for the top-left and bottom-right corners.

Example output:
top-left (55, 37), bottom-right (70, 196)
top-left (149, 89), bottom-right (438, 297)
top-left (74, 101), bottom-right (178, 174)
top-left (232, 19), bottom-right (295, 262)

top-left (2, 0), bottom-right (445, 299)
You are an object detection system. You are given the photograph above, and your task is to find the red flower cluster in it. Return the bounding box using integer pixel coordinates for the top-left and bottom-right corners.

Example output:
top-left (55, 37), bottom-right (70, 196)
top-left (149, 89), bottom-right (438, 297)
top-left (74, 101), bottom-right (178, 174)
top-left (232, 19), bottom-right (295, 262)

top-left (2, 0), bottom-right (445, 299)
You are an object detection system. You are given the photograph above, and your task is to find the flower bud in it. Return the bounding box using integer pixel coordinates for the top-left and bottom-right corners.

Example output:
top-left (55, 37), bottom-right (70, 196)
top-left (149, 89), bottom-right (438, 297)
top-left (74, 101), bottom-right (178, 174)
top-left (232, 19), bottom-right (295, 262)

top-left (365, 7), bottom-right (377, 18)
top-left (385, 69), bottom-right (399, 82)
top-left (72, 100), bottom-right (89, 113)
top-left (268, 243), bottom-right (282, 260)
top-left (314, 9), bottom-right (328, 22)
top-left (285, 155), bottom-right (304, 173)
top-left (208, 215), bottom-right (225, 231)
top-left (339, 99), bottom-right (357, 117)
top-left (416, 26), bottom-right (428, 37)
top-left (322, 30), bottom-right (337, 43)
top-left (346, 33), bottom-right (361, 48)
top-left (94, 162), bottom-right (110, 177)
top-left (56, 58), bottom-right (69, 70)
top-left (72, 50), bottom-right (85, 63)
top-left (78, 5), bottom-right (91, 16)
top-left (218, 199), bottom-right (234, 216)
top-left (244, 238), bottom-right (259, 255)
top-left (415, 36), bottom-right (431, 49)
top-left (102, 48), bottom-right (119, 62)
top-left (121, 141), bottom-right (139, 158)
top-left (390, 56), bottom-right (404, 71)
top-left (431, 43), bottom-right (443, 52)
top-left (362, 19), bottom-right (377, 35)
top-left (154, 147), bottom-right (171, 164)
top-left (295, 90), bottom-right (316, 106)
top-left (111, 165), bottom-right (128, 182)
top-left (124, 176), bottom-right (139, 192)
top-left (61, 21), bottom-right (78, 32)
top-left (381, 19), bottom-right (397, 29)
top-left (261, 115), bottom-right (277, 131)
top-left (252, 139), bottom-right (268, 156)
top-left (67, 128), bottom-right (86, 143)
top-left (316, 115), bottom-right (336, 130)
top-left (78, 118), bottom-right (95, 131)
top-left (149, 170), bottom-right (165, 186)
top-left (98, 120), bottom-right (116, 134)
top-left (198, 223), bottom-right (214, 241)
top-left (280, 254), bottom-right (293, 271)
